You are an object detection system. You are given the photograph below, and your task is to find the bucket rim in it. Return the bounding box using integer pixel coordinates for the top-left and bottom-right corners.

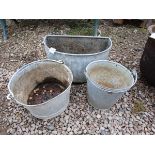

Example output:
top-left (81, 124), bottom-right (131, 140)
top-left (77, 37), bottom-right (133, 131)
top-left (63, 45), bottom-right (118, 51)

top-left (85, 60), bottom-right (137, 93)
top-left (43, 34), bottom-right (112, 56)
top-left (8, 59), bottom-right (73, 107)
top-left (148, 25), bottom-right (155, 34)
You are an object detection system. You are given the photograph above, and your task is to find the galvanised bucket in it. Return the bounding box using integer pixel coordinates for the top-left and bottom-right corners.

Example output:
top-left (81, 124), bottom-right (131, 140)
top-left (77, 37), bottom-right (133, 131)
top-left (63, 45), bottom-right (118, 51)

top-left (85, 60), bottom-right (137, 109)
top-left (8, 59), bottom-right (73, 119)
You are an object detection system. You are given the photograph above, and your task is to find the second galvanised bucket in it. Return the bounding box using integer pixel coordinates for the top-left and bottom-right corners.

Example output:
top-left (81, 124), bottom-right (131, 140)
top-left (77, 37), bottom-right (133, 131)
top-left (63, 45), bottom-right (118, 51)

top-left (85, 60), bottom-right (137, 109)
top-left (7, 59), bottom-right (73, 119)
top-left (43, 35), bottom-right (112, 83)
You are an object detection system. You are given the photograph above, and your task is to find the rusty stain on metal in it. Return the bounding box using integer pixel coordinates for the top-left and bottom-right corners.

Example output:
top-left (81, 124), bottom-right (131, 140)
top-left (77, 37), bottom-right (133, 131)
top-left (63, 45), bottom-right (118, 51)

top-left (88, 66), bottom-right (130, 89)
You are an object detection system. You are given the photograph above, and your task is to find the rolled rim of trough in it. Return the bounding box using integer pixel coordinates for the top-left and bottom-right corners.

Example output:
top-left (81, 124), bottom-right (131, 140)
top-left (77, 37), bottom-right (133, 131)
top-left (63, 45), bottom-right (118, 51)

top-left (8, 59), bottom-right (73, 107)
top-left (85, 60), bottom-right (137, 93)
top-left (43, 35), bottom-right (112, 56)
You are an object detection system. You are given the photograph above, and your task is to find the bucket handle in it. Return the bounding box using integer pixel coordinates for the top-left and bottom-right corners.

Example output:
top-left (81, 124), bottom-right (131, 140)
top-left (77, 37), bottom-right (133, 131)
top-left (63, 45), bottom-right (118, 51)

top-left (44, 59), bottom-right (64, 64)
top-left (131, 69), bottom-right (137, 87)
top-left (17, 59), bottom-right (64, 72)
top-left (7, 93), bottom-right (14, 100)
top-left (84, 70), bottom-right (89, 80)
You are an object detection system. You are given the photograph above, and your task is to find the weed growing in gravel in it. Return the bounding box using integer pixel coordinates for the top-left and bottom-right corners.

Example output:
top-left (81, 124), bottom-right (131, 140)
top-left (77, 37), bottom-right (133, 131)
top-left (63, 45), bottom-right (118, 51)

top-left (140, 28), bottom-right (147, 33)
top-left (66, 19), bottom-right (94, 36)
top-left (132, 99), bottom-right (146, 113)
top-left (68, 27), bottom-right (93, 36)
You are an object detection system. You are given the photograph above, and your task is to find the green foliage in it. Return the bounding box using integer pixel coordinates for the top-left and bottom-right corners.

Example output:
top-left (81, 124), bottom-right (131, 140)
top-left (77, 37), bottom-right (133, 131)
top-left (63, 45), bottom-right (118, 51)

top-left (68, 27), bottom-right (93, 36)
top-left (132, 99), bottom-right (146, 113)
top-left (66, 19), bottom-right (94, 36)
top-left (140, 27), bottom-right (147, 33)
top-left (65, 19), bottom-right (93, 28)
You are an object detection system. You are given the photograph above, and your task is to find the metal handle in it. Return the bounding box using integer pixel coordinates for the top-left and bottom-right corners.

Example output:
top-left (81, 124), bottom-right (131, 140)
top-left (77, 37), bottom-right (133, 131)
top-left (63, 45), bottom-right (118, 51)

top-left (45, 59), bottom-right (64, 64)
top-left (56, 60), bottom-right (64, 64)
top-left (42, 36), bottom-right (46, 45)
top-left (84, 70), bottom-right (88, 79)
top-left (17, 59), bottom-right (64, 74)
top-left (7, 93), bottom-right (14, 100)
top-left (131, 69), bottom-right (137, 86)
top-left (97, 29), bottom-right (102, 37)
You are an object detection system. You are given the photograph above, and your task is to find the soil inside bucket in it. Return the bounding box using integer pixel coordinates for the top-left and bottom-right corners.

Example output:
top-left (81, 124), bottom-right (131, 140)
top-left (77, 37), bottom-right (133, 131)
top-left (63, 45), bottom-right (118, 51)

top-left (27, 77), bottom-right (67, 105)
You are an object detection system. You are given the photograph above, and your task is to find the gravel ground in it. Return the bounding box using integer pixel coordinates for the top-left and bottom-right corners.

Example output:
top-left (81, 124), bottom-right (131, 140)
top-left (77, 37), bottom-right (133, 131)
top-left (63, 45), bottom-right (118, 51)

top-left (0, 20), bottom-right (155, 135)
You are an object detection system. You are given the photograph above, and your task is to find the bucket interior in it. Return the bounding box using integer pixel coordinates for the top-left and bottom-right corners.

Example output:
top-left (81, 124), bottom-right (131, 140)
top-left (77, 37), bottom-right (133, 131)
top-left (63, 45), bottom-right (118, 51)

top-left (86, 61), bottom-right (134, 90)
top-left (9, 61), bottom-right (72, 105)
top-left (46, 36), bottom-right (111, 54)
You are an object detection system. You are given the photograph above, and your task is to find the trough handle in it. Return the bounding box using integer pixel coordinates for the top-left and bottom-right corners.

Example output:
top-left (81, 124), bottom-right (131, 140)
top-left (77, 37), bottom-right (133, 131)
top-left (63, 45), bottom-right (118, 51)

top-left (42, 36), bottom-right (46, 45)
top-left (97, 29), bottom-right (102, 37)
top-left (131, 69), bottom-right (137, 86)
